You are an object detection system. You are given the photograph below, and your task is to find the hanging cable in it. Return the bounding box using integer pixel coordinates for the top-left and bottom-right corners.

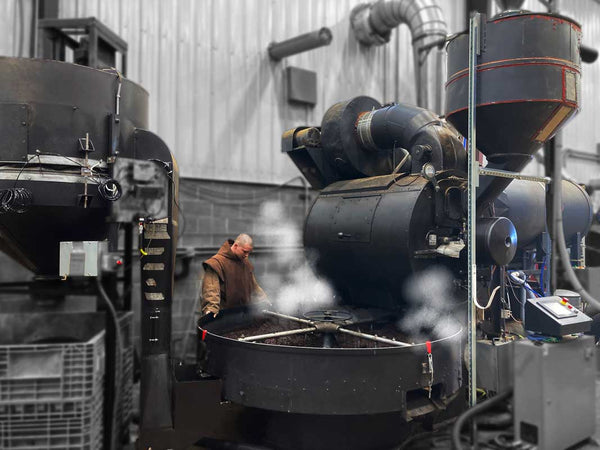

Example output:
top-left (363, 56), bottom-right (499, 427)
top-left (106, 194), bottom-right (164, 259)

top-left (179, 175), bottom-right (309, 203)
top-left (147, 159), bottom-right (186, 238)
top-left (96, 278), bottom-right (124, 450)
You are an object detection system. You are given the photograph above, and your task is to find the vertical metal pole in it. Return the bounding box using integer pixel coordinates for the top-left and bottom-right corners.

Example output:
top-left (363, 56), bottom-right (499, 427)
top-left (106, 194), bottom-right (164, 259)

top-left (499, 265), bottom-right (506, 337)
top-left (467, 12), bottom-right (481, 411)
top-left (123, 222), bottom-right (133, 311)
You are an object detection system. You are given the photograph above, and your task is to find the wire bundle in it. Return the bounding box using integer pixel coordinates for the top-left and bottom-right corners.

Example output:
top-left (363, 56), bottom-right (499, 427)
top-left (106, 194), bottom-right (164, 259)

top-left (0, 188), bottom-right (33, 214)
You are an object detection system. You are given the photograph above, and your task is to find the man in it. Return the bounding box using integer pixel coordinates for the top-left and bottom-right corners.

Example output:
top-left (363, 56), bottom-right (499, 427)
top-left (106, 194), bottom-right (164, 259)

top-left (200, 233), bottom-right (267, 317)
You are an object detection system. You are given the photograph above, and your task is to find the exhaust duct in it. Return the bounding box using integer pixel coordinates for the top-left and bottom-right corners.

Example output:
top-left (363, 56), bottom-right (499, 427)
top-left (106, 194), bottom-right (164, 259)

top-left (350, 0), bottom-right (447, 113)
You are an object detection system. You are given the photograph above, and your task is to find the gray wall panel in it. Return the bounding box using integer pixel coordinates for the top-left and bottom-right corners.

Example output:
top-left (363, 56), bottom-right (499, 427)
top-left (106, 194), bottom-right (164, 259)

top-left (0, 0), bottom-right (33, 58)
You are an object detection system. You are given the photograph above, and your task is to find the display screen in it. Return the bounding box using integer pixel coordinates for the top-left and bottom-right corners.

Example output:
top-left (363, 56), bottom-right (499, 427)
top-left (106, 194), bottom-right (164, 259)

top-left (541, 301), bottom-right (575, 318)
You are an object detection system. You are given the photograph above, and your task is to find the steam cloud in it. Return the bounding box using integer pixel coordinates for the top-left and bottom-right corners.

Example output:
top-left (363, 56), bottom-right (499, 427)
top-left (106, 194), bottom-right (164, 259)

top-left (254, 200), bottom-right (334, 314)
top-left (400, 266), bottom-right (462, 341)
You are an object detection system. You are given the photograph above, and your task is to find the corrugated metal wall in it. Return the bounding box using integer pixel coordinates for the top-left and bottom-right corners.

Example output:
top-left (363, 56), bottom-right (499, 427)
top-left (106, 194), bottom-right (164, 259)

top-left (57, 0), bottom-right (465, 183)
top-left (0, 0), bottom-right (33, 58)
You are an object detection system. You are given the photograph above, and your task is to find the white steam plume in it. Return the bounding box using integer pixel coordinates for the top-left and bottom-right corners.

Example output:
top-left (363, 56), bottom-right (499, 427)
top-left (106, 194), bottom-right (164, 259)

top-left (400, 266), bottom-right (462, 342)
top-left (254, 200), bottom-right (334, 314)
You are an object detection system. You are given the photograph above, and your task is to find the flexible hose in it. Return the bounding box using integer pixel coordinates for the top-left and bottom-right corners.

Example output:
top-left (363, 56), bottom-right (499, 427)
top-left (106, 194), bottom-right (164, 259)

top-left (452, 389), bottom-right (513, 450)
top-left (474, 285), bottom-right (500, 310)
top-left (96, 278), bottom-right (124, 450)
top-left (552, 137), bottom-right (600, 311)
top-left (555, 197), bottom-right (600, 310)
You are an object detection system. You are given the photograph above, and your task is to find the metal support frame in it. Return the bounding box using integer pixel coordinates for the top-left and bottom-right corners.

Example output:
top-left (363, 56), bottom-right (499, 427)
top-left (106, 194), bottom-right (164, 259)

top-left (37, 17), bottom-right (128, 75)
top-left (467, 11), bottom-right (480, 411)
top-left (563, 148), bottom-right (600, 164)
top-left (479, 168), bottom-right (550, 184)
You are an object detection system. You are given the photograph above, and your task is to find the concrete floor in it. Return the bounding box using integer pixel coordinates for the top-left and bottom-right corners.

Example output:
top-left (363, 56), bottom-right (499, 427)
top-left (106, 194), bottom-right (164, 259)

top-left (579, 377), bottom-right (600, 449)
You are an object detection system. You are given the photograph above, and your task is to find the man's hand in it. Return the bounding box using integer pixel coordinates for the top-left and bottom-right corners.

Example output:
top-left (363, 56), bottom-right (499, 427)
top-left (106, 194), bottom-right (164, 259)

top-left (212, 311), bottom-right (219, 318)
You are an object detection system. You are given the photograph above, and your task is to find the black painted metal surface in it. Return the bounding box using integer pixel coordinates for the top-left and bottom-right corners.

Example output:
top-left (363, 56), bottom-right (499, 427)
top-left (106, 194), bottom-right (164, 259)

top-left (493, 179), bottom-right (593, 251)
top-left (0, 57), bottom-right (148, 274)
top-left (303, 173), bottom-right (468, 309)
top-left (320, 96), bottom-right (390, 179)
top-left (476, 217), bottom-right (517, 266)
top-left (445, 11), bottom-right (582, 210)
top-left (446, 11), bottom-right (581, 162)
top-left (198, 306), bottom-right (463, 417)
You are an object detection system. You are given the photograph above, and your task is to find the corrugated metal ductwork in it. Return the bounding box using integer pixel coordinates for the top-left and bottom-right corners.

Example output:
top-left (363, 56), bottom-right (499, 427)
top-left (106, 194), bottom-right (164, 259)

top-left (351, 0), bottom-right (447, 113)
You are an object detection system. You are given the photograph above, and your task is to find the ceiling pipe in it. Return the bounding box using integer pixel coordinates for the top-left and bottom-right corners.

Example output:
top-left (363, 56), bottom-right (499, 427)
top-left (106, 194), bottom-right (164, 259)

top-left (350, 0), bottom-right (448, 113)
top-left (493, 0), bottom-right (525, 10)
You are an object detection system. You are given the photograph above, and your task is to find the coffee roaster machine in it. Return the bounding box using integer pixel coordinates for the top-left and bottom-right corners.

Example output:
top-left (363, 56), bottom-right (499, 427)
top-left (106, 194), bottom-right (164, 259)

top-left (0, 9), bottom-right (597, 450)
top-left (194, 10), bottom-right (597, 450)
top-left (0, 57), bottom-right (178, 449)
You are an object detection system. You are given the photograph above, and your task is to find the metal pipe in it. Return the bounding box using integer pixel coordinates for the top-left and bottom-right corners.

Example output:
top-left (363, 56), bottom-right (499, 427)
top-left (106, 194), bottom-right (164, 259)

top-left (563, 148), bottom-right (600, 164)
top-left (499, 265), bottom-right (506, 336)
top-left (238, 327), bottom-right (316, 342)
top-left (551, 134), bottom-right (563, 291)
top-left (356, 103), bottom-right (439, 152)
top-left (262, 309), bottom-right (314, 325)
top-left (586, 178), bottom-right (600, 193)
top-left (268, 27), bottom-right (332, 61)
top-left (494, 0), bottom-right (525, 9)
top-left (350, 0), bottom-right (447, 112)
top-left (337, 327), bottom-right (412, 347)
top-left (479, 168), bottom-right (550, 184)
top-left (580, 44), bottom-right (599, 64)
top-left (466, 11), bottom-right (480, 413)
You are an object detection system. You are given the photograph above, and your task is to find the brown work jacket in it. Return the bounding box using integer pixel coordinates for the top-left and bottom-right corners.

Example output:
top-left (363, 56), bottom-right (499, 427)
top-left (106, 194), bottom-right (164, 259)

top-left (200, 240), bottom-right (266, 315)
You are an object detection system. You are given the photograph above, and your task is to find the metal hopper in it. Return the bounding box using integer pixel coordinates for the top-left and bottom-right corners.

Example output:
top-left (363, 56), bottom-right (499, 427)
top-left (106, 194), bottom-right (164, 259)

top-left (445, 11), bottom-right (582, 209)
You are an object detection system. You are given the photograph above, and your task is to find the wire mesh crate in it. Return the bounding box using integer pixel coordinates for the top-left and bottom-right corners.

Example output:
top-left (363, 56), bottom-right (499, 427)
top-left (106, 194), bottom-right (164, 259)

top-left (0, 313), bottom-right (106, 450)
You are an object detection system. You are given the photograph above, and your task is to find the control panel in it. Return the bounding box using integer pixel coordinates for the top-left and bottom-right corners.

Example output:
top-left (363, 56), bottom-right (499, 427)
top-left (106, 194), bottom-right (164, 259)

top-left (524, 296), bottom-right (592, 337)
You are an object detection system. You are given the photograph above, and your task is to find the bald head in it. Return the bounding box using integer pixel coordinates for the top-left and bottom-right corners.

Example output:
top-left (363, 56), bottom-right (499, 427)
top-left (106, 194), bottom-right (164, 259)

top-left (234, 233), bottom-right (253, 247)
top-left (231, 233), bottom-right (253, 260)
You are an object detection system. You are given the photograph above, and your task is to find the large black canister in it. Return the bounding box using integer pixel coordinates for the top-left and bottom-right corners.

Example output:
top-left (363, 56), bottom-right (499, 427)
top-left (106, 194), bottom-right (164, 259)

top-left (445, 11), bottom-right (581, 164)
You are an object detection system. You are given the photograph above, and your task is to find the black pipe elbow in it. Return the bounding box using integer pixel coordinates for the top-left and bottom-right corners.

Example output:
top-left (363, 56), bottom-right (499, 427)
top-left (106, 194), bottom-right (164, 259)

top-left (367, 104), bottom-right (440, 150)
top-left (358, 103), bottom-right (466, 173)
